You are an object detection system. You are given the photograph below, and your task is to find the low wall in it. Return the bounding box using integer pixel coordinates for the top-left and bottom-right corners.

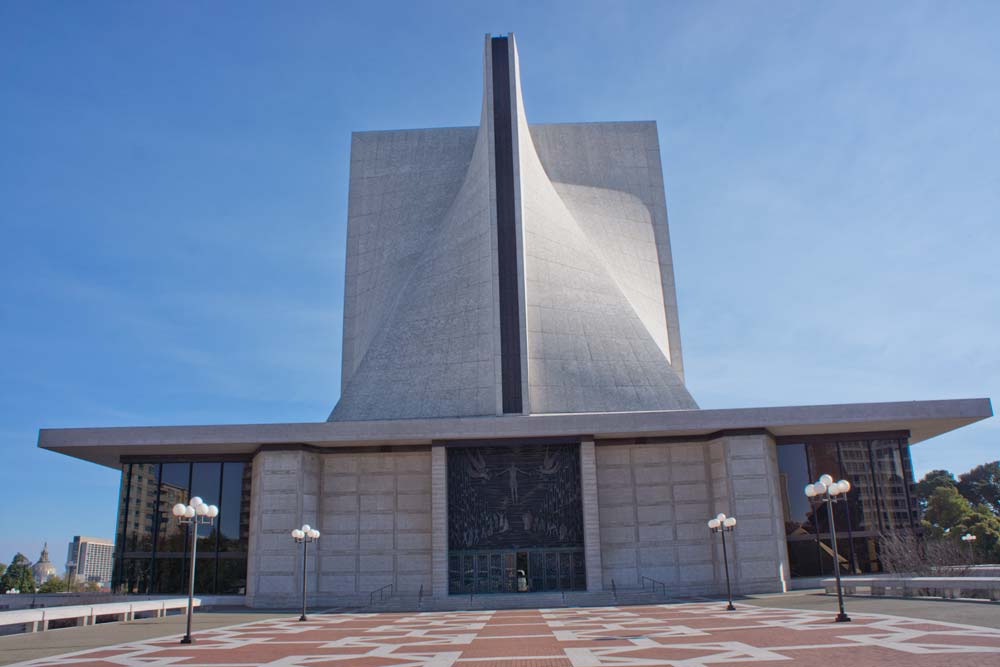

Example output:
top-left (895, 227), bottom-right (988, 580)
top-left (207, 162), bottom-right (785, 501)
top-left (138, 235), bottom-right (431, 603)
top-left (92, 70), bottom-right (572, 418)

top-left (0, 594), bottom-right (245, 613)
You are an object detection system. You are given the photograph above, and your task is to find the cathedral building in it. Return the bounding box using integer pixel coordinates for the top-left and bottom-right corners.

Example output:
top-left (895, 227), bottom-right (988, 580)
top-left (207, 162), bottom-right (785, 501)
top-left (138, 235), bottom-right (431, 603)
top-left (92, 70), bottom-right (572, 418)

top-left (39, 34), bottom-right (991, 607)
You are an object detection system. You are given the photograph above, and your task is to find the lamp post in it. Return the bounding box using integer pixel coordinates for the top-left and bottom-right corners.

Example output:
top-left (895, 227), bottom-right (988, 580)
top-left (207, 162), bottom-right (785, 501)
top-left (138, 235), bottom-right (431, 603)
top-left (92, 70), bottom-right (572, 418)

top-left (961, 533), bottom-right (977, 564)
top-left (707, 512), bottom-right (737, 611)
top-left (171, 497), bottom-right (219, 644)
top-left (291, 525), bottom-right (320, 622)
top-left (805, 474), bottom-right (851, 623)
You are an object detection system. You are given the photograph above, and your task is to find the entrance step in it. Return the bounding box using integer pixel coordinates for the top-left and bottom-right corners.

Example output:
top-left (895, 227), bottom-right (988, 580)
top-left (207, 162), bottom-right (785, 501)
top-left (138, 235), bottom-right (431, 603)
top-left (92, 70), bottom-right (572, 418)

top-left (360, 588), bottom-right (669, 613)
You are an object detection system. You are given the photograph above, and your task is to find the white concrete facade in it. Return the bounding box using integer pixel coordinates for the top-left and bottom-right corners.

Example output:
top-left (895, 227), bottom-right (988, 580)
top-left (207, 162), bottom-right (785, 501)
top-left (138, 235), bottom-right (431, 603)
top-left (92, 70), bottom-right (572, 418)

top-left (242, 431), bottom-right (791, 607)
top-left (329, 34), bottom-right (694, 422)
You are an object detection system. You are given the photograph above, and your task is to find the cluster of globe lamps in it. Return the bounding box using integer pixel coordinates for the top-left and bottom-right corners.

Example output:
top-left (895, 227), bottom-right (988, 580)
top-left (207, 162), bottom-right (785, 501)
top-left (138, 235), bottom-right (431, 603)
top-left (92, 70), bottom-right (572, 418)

top-left (170, 497), bottom-right (219, 644)
top-left (804, 475), bottom-right (851, 501)
top-left (707, 513), bottom-right (737, 611)
top-left (805, 474), bottom-right (852, 623)
top-left (291, 524), bottom-right (321, 621)
top-left (962, 532), bottom-right (977, 564)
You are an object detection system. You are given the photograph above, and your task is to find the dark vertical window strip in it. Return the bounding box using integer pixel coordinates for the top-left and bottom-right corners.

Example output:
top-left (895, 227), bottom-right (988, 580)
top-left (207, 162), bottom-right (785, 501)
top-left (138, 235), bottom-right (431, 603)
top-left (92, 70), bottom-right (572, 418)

top-left (898, 438), bottom-right (917, 529)
top-left (866, 440), bottom-right (885, 532)
top-left (214, 463), bottom-right (225, 594)
top-left (491, 36), bottom-right (523, 414)
top-left (149, 463), bottom-right (163, 594)
top-left (114, 463), bottom-right (133, 592)
top-left (803, 443), bottom-right (824, 574)
top-left (835, 443), bottom-right (858, 574)
top-left (182, 463), bottom-right (193, 594)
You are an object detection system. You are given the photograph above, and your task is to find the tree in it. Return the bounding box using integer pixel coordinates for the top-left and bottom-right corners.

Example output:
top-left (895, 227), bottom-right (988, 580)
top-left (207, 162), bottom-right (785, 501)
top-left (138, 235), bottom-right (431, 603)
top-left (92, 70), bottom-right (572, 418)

top-left (916, 469), bottom-right (956, 510)
top-left (0, 562), bottom-right (6, 577)
top-left (958, 461), bottom-right (1000, 516)
top-left (952, 504), bottom-right (1000, 562)
top-left (38, 576), bottom-right (67, 594)
top-left (1, 553), bottom-right (36, 593)
top-left (924, 486), bottom-right (973, 530)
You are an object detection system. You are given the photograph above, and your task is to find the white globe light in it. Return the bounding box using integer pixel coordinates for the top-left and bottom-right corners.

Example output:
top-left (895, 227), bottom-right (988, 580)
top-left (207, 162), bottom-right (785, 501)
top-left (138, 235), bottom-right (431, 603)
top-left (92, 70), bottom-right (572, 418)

top-left (196, 503), bottom-right (209, 516)
top-left (708, 518), bottom-right (720, 529)
top-left (310, 529), bottom-right (320, 539)
top-left (716, 513), bottom-right (726, 522)
top-left (814, 482), bottom-right (828, 495)
top-left (837, 480), bottom-right (851, 494)
top-left (724, 517), bottom-right (736, 528)
top-left (818, 474), bottom-right (833, 487)
top-left (190, 496), bottom-right (204, 508)
top-left (805, 484), bottom-right (816, 497)
top-left (828, 484), bottom-right (841, 496)
top-left (207, 505), bottom-right (219, 518)
top-left (291, 529), bottom-right (300, 538)
top-left (301, 524), bottom-right (311, 533)
top-left (184, 506), bottom-right (196, 518)
top-left (172, 503), bottom-right (187, 517)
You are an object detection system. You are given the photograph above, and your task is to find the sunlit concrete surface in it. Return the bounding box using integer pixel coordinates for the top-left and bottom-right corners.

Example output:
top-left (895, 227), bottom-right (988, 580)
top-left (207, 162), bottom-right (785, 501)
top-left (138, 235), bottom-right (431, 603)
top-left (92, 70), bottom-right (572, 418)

top-left (5, 599), bottom-right (1000, 666)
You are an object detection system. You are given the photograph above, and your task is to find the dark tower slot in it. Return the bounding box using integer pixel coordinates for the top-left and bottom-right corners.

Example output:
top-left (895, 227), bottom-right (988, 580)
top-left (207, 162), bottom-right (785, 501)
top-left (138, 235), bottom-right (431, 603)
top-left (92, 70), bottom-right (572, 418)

top-left (491, 36), bottom-right (523, 414)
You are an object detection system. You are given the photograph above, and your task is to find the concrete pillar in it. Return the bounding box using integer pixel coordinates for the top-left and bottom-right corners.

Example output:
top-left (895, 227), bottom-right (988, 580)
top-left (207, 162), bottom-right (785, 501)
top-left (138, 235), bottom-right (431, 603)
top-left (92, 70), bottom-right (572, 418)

top-left (579, 440), bottom-right (604, 592)
top-left (246, 448), bottom-right (321, 608)
top-left (431, 445), bottom-right (448, 599)
top-left (715, 433), bottom-right (790, 594)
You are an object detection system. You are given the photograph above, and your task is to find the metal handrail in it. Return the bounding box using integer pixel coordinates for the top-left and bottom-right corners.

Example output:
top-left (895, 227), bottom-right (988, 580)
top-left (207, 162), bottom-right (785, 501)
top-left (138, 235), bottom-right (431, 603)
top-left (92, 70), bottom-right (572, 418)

top-left (369, 583), bottom-right (394, 606)
top-left (640, 575), bottom-right (668, 597)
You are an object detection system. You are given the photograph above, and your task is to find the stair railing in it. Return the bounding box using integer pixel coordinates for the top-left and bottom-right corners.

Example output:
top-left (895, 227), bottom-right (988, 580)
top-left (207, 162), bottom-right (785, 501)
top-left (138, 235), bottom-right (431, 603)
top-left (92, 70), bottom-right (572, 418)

top-left (640, 575), bottom-right (668, 598)
top-left (369, 583), bottom-right (394, 606)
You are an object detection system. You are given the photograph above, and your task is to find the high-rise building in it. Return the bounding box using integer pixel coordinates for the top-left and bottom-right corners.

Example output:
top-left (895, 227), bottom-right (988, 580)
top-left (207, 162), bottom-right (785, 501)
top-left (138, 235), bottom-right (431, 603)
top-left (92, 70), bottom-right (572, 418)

top-left (66, 536), bottom-right (114, 586)
top-left (38, 34), bottom-right (991, 607)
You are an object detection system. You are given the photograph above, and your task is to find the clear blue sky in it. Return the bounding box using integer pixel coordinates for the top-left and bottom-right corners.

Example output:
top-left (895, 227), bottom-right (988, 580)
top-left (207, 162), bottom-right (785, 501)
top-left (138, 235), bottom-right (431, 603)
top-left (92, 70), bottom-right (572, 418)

top-left (2, 2), bottom-right (998, 565)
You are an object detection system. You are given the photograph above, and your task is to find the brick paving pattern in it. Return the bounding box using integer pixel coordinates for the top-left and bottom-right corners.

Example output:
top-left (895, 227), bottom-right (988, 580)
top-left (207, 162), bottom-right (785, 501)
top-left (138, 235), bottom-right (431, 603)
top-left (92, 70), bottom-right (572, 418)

top-left (9, 602), bottom-right (1000, 666)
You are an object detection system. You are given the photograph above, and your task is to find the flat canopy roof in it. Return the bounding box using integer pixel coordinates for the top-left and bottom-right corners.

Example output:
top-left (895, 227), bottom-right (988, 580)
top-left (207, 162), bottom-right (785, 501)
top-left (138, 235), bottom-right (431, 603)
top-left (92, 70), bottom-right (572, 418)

top-left (38, 398), bottom-right (992, 469)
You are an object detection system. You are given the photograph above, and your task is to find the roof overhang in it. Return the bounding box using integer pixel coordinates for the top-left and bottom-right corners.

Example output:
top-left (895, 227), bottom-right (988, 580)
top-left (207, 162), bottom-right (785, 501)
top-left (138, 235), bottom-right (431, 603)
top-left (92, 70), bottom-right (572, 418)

top-left (38, 398), bottom-right (992, 469)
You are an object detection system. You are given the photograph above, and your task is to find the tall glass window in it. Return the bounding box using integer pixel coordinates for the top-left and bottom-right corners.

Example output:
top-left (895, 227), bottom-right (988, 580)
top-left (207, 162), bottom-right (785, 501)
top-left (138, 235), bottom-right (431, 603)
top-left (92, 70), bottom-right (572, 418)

top-left (777, 435), bottom-right (914, 579)
top-left (112, 460), bottom-right (252, 595)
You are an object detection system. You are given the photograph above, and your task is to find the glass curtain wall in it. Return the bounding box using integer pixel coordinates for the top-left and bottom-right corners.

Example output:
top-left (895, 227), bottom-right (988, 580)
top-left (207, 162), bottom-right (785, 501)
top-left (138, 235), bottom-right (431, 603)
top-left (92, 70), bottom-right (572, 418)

top-left (777, 436), bottom-right (916, 578)
top-left (113, 460), bottom-right (252, 595)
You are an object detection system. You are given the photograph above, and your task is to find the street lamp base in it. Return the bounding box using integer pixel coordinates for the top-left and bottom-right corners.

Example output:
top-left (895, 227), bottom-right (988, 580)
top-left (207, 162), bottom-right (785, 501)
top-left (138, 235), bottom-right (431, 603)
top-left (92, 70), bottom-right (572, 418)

top-left (725, 603), bottom-right (736, 611)
top-left (299, 615), bottom-right (307, 622)
top-left (180, 636), bottom-right (193, 644)
top-left (835, 613), bottom-right (851, 623)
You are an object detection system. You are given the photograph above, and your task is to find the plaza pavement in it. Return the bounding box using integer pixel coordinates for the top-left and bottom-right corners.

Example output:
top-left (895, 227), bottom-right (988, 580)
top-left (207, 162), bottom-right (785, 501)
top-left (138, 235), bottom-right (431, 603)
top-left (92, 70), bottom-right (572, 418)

top-left (2, 593), bottom-right (1000, 666)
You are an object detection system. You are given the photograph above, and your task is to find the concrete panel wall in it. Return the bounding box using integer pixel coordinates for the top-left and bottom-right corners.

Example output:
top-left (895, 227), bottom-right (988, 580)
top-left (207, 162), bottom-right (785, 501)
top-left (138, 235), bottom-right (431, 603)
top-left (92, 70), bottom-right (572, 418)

top-left (316, 449), bottom-right (433, 598)
top-left (246, 448), bottom-right (433, 607)
top-left (595, 435), bottom-right (787, 597)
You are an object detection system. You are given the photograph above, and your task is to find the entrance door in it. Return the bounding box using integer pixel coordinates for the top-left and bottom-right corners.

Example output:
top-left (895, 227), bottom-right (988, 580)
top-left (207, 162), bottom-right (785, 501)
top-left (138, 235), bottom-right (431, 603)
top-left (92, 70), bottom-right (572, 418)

top-left (448, 548), bottom-right (586, 594)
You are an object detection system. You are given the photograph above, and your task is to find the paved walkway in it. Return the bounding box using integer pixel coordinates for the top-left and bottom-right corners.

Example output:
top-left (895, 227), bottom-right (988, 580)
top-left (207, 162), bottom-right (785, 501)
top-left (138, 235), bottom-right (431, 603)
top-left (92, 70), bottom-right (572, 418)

top-left (0, 611), bottom-right (290, 666)
top-left (4, 600), bottom-right (1000, 666)
top-left (746, 588), bottom-right (1000, 629)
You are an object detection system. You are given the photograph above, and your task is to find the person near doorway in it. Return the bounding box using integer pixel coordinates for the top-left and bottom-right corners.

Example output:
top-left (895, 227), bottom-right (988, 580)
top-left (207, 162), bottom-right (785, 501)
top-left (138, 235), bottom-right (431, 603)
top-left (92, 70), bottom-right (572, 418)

top-left (516, 569), bottom-right (528, 592)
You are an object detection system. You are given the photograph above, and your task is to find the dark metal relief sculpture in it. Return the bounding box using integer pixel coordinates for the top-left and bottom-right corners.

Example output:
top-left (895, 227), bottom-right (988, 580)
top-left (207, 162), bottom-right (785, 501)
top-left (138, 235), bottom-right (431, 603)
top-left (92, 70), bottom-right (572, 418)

top-left (448, 444), bottom-right (583, 550)
top-left (447, 443), bottom-right (585, 593)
